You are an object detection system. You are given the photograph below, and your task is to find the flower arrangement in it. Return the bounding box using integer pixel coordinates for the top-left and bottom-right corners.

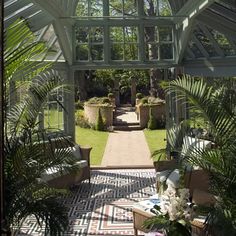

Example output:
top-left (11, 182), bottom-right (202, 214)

top-left (144, 186), bottom-right (195, 236)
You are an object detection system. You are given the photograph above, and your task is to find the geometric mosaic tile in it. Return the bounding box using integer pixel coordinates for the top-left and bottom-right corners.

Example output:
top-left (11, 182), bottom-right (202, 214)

top-left (16, 169), bottom-right (156, 236)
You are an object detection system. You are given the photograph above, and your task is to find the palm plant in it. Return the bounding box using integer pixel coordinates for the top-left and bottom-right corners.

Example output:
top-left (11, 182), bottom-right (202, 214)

top-left (166, 75), bottom-right (236, 235)
top-left (4, 19), bottom-right (76, 235)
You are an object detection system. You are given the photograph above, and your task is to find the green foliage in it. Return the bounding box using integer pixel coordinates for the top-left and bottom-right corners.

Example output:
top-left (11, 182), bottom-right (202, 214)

top-left (87, 96), bottom-right (111, 105)
top-left (101, 97), bottom-right (111, 104)
top-left (4, 19), bottom-right (72, 234)
top-left (75, 110), bottom-right (90, 128)
top-left (93, 69), bottom-right (150, 103)
top-left (95, 108), bottom-right (105, 131)
top-left (166, 74), bottom-right (236, 234)
top-left (136, 93), bottom-right (143, 99)
top-left (148, 108), bottom-right (158, 130)
top-left (75, 100), bottom-right (84, 110)
top-left (148, 97), bottom-right (165, 104)
top-left (144, 211), bottom-right (191, 236)
top-left (141, 97), bottom-right (148, 104)
top-left (108, 92), bottom-right (114, 98)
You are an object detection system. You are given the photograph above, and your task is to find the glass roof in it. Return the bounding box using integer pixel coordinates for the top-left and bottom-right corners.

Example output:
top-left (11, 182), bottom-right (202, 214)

top-left (3, 0), bottom-right (236, 73)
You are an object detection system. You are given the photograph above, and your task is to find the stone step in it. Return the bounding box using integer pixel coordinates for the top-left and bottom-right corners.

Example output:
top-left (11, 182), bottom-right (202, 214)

top-left (113, 124), bottom-right (142, 131)
top-left (113, 121), bottom-right (140, 126)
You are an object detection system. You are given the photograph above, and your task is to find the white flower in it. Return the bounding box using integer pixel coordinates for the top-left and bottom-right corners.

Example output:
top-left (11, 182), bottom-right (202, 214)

top-left (178, 188), bottom-right (190, 200)
top-left (160, 201), bottom-right (169, 215)
top-left (159, 176), bottom-right (167, 182)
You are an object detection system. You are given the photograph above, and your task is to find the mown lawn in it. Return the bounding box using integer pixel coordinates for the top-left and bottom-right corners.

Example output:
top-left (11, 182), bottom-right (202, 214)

top-left (75, 126), bottom-right (109, 166)
top-left (144, 129), bottom-right (167, 157)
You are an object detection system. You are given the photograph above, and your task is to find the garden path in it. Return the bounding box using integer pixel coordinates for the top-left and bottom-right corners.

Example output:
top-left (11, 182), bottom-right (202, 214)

top-left (101, 107), bottom-right (153, 167)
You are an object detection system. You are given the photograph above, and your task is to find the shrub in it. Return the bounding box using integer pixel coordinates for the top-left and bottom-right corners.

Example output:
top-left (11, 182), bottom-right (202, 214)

top-left (87, 97), bottom-right (100, 104)
top-left (75, 110), bottom-right (91, 128)
top-left (95, 108), bottom-right (105, 131)
top-left (148, 108), bottom-right (158, 130)
top-left (108, 92), bottom-right (114, 99)
top-left (87, 97), bottom-right (111, 105)
top-left (136, 93), bottom-right (143, 99)
top-left (101, 97), bottom-right (111, 104)
top-left (141, 97), bottom-right (148, 104)
top-left (148, 96), bottom-right (165, 104)
top-left (75, 100), bottom-right (84, 110)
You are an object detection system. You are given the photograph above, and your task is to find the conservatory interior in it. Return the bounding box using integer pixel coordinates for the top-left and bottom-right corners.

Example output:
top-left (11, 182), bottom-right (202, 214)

top-left (2, 0), bottom-right (236, 235)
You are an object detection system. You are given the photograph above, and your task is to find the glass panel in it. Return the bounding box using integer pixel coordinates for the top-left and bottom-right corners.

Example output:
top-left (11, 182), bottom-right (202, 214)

top-left (123, 0), bottom-right (137, 16)
top-left (76, 0), bottom-right (88, 16)
top-left (144, 0), bottom-right (172, 16)
top-left (110, 27), bottom-right (123, 42)
top-left (146, 43), bottom-right (159, 60)
top-left (111, 44), bottom-right (123, 60)
top-left (124, 44), bottom-right (138, 60)
top-left (76, 45), bottom-right (89, 60)
top-left (90, 0), bottom-right (103, 16)
top-left (91, 45), bottom-right (104, 60)
top-left (42, 25), bottom-right (55, 42)
top-left (145, 26), bottom-right (158, 42)
top-left (194, 29), bottom-right (217, 57)
top-left (159, 26), bottom-right (172, 42)
top-left (109, 0), bottom-right (123, 16)
top-left (189, 41), bottom-right (203, 58)
top-left (90, 27), bottom-right (104, 43)
top-left (144, 0), bottom-right (158, 16)
top-left (124, 26), bottom-right (138, 42)
top-left (44, 107), bottom-right (62, 130)
top-left (160, 43), bottom-right (173, 59)
top-left (210, 29), bottom-right (235, 56)
top-left (76, 27), bottom-right (89, 43)
top-left (44, 88), bottom-right (64, 131)
top-left (159, 0), bottom-right (172, 16)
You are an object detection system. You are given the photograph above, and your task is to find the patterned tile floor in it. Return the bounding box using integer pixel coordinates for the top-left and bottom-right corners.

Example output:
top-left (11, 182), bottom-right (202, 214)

top-left (17, 169), bottom-right (156, 236)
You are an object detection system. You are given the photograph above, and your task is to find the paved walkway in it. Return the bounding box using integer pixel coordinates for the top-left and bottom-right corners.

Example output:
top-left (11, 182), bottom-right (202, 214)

top-left (101, 107), bottom-right (153, 167)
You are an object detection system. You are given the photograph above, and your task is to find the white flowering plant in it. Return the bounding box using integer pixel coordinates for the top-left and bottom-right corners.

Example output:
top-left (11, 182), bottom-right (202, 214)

top-left (143, 186), bottom-right (195, 236)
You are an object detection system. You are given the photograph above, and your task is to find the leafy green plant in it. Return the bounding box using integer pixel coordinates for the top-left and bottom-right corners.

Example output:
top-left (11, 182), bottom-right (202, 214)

top-left (95, 108), bottom-right (105, 131)
top-left (75, 100), bottom-right (84, 110)
top-left (101, 97), bottom-right (111, 104)
top-left (108, 92), bottom-right (114, 99)
top-left (75, 110), bottom-right (90, 128)
top-left (136, 93), bottom-right (143, 99)
top-left (4, 19), bottom-right (75, 235)
top-left (141, 97), bottom-right (149, 104)
top-left (86, 96), bottom-right (111, 105)
top-left (143, 188), bottom-right (193, 236)
top-left (165, 75), bottom-right (236, 235)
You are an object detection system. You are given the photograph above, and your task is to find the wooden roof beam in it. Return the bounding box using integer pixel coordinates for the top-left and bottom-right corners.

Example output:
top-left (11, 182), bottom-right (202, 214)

top-left (175, 0), bottom-right (216, 63)
top-left (32, 0), bottom-right (72, 65)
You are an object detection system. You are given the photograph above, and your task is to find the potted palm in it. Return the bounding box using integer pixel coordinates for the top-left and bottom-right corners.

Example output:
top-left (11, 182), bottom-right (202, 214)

top-left (3, 19), bottom-right (76, 235)
top-left (159, 75), bottom-right (236, 235)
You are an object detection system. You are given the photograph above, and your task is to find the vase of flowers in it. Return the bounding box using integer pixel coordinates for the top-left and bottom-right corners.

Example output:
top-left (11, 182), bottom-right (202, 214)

top-left (144, 186), bottom-right (195, 236)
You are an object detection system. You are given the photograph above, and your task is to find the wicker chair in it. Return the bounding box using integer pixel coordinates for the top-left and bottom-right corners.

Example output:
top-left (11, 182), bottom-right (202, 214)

top-left (41, 144), bottom-right (92, 189)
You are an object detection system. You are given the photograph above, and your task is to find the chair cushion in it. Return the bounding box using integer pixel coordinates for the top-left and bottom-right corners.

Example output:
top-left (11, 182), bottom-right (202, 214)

top-left (166, 169), bottom-right (180, 188)
top-left (156, 170), bottom-right (172, 182)
top-left (41, 160), bottom-right (88, 182)
top-left (55, 145), bottom-right (82, 162)
top-left (71, 145), bottom-right (82, 161)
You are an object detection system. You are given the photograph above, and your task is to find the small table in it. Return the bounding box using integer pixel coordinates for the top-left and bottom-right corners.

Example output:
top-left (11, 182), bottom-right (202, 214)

top-left (132, 195), bottom-right (206, 236)
top-left (132, 195), bottom-right (160, 236)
